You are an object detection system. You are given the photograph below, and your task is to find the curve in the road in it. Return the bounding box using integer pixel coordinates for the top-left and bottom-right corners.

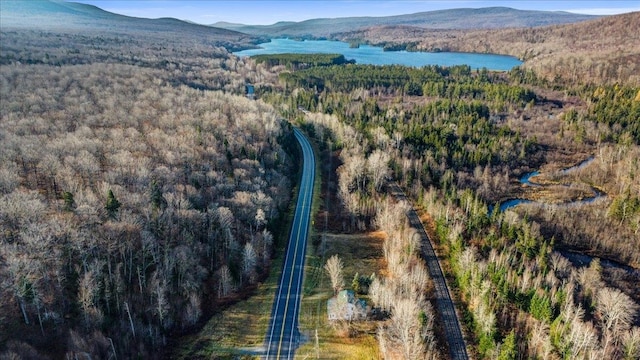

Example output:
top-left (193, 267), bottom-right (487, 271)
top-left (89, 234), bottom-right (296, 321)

top-left (390, 183), bottom-right (469, 360)
top-left (264, 127), bottom-right (315, 360)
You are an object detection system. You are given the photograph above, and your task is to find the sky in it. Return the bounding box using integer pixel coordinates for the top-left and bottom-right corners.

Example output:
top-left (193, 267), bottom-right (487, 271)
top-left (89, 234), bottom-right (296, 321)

top-left (72, 1), bottom-right (640, 25)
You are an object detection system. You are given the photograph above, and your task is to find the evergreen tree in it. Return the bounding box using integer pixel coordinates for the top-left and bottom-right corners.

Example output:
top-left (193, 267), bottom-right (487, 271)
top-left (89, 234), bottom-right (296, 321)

top-left (62, 191), bottom-right (75, 211)
top-left (105, 189), bottom-right (121, 218)
top-left (352, 272), bottom-right (360, 294)
top-left (150, 180), bottom-right (167, 211)
top-left (498, 330), bottom-right (517, 360)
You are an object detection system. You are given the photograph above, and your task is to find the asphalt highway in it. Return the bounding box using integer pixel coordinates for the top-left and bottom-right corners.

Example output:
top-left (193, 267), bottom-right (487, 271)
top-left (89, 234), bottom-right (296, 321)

top-left (263, 128), bottom-right (315, 359)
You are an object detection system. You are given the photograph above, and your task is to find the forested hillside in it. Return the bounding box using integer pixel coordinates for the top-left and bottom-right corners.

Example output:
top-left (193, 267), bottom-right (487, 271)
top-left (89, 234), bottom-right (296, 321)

top-left (258, 53), bottom-right (640, 358)
top-left (214, 7), bottom-right (596, 38)
top-left (0, 8), bottom-right (289, 359)
top-left (1, 1), bottom-right (638, 359)
top-left (0, 0), bottom-right (259, 51)
top-left (334, 11), bottom-right (640, 85)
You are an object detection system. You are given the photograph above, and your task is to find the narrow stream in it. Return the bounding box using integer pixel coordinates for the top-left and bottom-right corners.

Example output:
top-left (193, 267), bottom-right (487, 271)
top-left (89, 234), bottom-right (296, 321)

top-left (496, 157), bottom-right (605, 212)
top-left (519, 171), bottom-right (540, 187)
top-left (560, 156), bottom-right (595, 175)
top-left (494, 158), bottom-right (637, 273)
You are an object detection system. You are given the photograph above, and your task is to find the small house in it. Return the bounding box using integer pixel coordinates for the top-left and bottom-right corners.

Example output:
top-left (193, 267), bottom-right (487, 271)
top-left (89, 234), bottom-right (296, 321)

top-left (327, 290), bottom-right (367, 321)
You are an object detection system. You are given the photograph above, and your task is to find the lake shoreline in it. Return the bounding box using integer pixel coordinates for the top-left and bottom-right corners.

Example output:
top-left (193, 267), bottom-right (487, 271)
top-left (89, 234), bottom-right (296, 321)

top-left (234, 38), bottom-right (522, 70)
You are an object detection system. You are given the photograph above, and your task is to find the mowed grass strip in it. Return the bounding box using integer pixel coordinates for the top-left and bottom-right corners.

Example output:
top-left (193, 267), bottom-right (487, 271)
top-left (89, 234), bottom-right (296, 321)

top-left (173, 252), bottom-right (283, 359)
top-left (296, 231), bottom-right (386, 359)
top-left (173, 131), bottom-right (308, 359)
top-left (174, 181), bottom-right (299, 359)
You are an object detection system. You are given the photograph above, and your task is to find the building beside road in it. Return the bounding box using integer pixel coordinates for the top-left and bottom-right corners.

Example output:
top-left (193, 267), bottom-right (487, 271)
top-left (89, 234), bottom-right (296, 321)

top-left (327, 290), bottom-right (368, 321)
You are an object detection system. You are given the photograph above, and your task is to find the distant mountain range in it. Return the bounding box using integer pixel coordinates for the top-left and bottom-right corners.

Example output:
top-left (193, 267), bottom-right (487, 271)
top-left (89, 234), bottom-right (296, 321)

top-left (213, 7), bottom-right (599, 38)
top-left (4, 0), bottom-right (634, 85)
top-left (1, 2), bottom-right (601, 47)
top-left (330, 11), bottom-right (639, 85)
top-left (1, 0), bottom-right (258, 47)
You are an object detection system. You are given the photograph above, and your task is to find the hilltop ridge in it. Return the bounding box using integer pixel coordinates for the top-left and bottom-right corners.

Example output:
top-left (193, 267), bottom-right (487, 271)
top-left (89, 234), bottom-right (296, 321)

top-left (1, 0), bottom-right (257, 45)
top-left (212, 7), bottom-right (598, 38)
top-left (333, 11), bottom-right (640, 85)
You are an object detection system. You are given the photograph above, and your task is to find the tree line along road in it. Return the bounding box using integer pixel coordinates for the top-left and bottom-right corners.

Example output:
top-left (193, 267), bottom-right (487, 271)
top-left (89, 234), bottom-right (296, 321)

top-left (262, 127), bottom-right (467, 359)
top-left (389, 183), bottom-right (469, 360)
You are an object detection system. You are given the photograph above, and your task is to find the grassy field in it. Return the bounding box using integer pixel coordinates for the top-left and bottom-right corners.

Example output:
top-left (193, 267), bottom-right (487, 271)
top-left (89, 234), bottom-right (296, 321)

top-left (173, 129), bottom-right (386, 359)
top-left (295, 231), bottom-right (385, 360)
top-left (172, 251), bottom-right (285, 359)
top-left (172, 173), bottom-right (300, 359)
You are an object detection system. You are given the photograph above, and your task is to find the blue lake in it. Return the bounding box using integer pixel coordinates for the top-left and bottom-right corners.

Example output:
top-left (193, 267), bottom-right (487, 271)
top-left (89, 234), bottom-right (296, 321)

top-left (234, 38), bottom-right (522, 70)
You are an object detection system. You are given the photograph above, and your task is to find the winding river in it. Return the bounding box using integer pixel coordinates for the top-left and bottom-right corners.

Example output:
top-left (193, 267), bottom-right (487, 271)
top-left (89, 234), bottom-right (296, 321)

top-left (496, 159), bottom-right (638, 273)
top-left (496, 157), bottom-right (605, 212)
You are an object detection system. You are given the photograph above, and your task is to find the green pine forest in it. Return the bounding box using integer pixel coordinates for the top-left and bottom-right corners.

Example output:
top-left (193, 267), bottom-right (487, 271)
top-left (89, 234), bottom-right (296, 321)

top-left (1, 4), bottom-right (639, 360)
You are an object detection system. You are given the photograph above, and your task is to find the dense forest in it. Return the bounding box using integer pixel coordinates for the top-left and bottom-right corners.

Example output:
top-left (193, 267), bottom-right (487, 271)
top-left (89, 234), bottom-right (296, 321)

top-left (1, 3), bottom-right (639, 359)
top-left (251, 53), bottom-right (354, 69)
top-left (257, 53), bottom-right (640, 359)
top-left (0, 29), bottom-right (291, 358)
top-left (333, 11), bottom-right (640, 86)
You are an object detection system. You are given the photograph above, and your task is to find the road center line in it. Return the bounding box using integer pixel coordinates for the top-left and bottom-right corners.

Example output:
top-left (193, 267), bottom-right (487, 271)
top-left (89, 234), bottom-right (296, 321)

top-left (265, 129), bottom-right (314, 359)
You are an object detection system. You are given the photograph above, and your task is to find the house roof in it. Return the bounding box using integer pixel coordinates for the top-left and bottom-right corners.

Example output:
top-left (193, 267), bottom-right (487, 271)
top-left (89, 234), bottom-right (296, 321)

top-left (328, 290), bottom-right (366, 307)
top-left (337, 289), bottom-right (355, 302)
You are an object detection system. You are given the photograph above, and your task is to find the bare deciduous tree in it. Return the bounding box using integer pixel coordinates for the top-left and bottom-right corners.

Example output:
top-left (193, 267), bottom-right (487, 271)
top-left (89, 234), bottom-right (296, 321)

top-left (151, 270), bottom-right (170, 329)
top-left (324, 254), bottom-right (345, 295)
top-left (380, 298), bottom-right (435, 360)
top-left (261, 229), bottom-right (273, 264)
top-left (597, 287), bottom-right (639, 355)
top-left (368, 149), bottom-right (390, 192)
top-left (598, 287), bottom-right (638, 333)
top-left (217, 265), bottom-right (233, 298)
top-left (622, 327), bottom-right (640, 360)
top-left (242, 242), bottom-right (257, 284)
